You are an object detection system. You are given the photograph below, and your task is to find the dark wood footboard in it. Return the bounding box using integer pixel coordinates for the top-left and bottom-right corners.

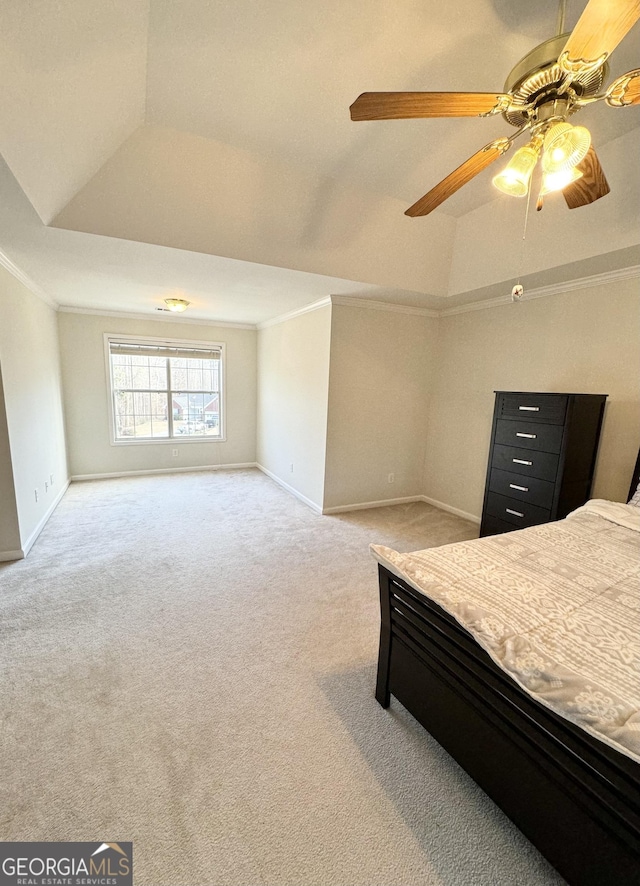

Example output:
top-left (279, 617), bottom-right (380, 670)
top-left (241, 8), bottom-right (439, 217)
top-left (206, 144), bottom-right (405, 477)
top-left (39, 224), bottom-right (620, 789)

top-left (376, 564), bottom-right (640, 886)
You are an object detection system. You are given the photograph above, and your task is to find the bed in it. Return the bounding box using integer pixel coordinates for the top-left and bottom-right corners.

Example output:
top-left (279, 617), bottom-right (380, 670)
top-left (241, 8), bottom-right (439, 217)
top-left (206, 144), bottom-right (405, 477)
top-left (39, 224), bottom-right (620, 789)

top-left (370, 455), bottom-right (640, 886)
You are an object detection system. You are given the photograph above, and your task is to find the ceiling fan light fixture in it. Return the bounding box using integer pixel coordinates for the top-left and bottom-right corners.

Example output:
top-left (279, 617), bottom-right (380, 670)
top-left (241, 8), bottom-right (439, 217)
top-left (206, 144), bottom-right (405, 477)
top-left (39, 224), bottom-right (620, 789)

top-left (492, 139), bottom-right (541, 197)
top-left (542, 122), bottom-right (591, 173)
top-left (539, 165), bottom-right (583, 196)
top-left (350, 0), bottom-right (638, 215)
top-left (164, 298), bottom-right (190, 313)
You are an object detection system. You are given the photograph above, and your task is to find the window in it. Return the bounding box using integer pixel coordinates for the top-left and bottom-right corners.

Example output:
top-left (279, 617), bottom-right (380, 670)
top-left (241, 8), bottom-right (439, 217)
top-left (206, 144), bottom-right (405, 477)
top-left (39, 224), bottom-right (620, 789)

top-left (106, 336), bottom-right (224, 442)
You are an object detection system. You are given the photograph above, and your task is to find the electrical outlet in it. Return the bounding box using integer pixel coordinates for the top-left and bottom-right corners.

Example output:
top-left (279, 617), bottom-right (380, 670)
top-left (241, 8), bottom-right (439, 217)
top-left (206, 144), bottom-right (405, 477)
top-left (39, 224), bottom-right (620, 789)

top-left (388, 473), bottom-right (395, 484)
top-left (34, 489), bottom-right (39, 503)
top-left (172, 449), bottom-right (179, 457)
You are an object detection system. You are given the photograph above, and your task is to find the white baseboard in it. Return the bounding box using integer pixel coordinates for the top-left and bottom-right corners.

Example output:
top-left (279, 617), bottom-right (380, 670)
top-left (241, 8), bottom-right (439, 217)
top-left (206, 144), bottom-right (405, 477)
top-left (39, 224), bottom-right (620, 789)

top-left (256, 464), bottom-right (322, 514)
top-left (20, 478), bottom-right (71, 557)
top-left (71, 463), bottom-right (257, 481)
top-left (67, 463), bottom-right (481, 527)
top-left (322, 495), bottom-right (424, 515)
top-left (323, 493), bottom-right (480, 522)
top-left (420, 495), bottom-right (481, 525)
top-left (0, 549), bottom-right (24, 562)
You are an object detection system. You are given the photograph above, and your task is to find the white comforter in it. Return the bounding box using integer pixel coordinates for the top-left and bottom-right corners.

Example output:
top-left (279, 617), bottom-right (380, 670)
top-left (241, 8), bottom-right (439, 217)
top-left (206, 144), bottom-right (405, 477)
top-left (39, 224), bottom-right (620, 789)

top-left (371, 501), bottom-right (640, 763)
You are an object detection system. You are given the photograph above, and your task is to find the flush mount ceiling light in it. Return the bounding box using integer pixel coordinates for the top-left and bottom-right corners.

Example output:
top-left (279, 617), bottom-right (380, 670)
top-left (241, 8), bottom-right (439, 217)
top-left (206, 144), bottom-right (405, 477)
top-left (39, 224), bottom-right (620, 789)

top-left (349, 0), bottom-right (640, 215)
top-left (164, 298), bottom-right (190, 313)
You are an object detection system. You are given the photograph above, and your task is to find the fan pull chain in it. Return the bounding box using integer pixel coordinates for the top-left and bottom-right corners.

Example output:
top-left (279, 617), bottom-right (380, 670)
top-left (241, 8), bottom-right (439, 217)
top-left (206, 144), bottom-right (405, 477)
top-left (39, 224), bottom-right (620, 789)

top-left (512, 180), bottom-right (534, 302)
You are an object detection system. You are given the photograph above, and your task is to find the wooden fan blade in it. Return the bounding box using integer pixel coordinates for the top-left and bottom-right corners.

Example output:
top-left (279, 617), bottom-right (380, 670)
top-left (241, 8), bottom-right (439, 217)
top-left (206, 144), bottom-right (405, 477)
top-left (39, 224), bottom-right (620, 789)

top-left (349, 92), bottom-right (510, 120)
top-left (606, 68), bottom-right (640, 106)
top-left (563, 147), bottom-right (611, 208)
top-left (559, 0), bottom-right (640, 75)
top-left (405, 139), bottom-right (509, 217)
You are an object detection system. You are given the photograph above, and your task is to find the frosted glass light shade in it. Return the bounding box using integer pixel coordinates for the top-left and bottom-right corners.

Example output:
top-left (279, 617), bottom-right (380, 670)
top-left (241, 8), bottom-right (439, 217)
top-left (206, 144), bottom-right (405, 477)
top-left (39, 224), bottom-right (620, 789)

top-left (539, 166), bottom-right (583, 196)
top-left (492, 142), bottom-right (540, 197)
top-left (164, 298), bottom-right (190, 312)
top-left (542, 123), bottom-right (591, 173)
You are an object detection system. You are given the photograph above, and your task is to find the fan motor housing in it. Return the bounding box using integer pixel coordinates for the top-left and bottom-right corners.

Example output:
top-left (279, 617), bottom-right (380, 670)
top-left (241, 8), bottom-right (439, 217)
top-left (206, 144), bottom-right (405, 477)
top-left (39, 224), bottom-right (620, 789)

top-left (502, 33), bottom-right (607, 127)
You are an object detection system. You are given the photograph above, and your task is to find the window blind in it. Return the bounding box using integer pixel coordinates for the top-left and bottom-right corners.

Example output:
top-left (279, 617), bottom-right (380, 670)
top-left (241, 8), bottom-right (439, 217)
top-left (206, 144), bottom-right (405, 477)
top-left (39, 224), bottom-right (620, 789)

top-left (109, 341), bottom-right (221, 360)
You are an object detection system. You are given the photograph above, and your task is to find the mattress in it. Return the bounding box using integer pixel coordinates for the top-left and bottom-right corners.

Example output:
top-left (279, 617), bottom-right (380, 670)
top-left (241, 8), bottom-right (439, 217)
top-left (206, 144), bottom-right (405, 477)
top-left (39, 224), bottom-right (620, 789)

top-left (371, 500), bottom-right (640, 763)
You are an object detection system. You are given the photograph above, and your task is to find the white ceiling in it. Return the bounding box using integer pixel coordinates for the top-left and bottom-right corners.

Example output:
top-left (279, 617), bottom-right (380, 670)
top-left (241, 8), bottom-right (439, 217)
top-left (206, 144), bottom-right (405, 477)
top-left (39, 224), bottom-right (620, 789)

top-left (0, 0), bottom-right (638, 324)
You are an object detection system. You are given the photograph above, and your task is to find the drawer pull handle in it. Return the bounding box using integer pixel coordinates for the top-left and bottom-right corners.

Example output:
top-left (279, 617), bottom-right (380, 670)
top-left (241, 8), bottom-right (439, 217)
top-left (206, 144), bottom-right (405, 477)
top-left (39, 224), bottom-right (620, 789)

top-left (506, 508), bottom-right (524, 518)
top-left (516, 432), bottom-right (536, 439)
top-left (513, 458), bottom-right (532, 466)
top-left (519, 406), bottom-right (540, 411)
top-left (509, 484), bottom-right (529, 492)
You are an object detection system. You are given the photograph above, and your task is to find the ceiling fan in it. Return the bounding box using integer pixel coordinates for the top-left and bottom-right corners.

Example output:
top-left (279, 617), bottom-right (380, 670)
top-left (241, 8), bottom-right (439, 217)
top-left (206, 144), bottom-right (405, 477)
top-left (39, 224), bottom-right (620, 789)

top-left (350, 0), bottom-right (640, 216)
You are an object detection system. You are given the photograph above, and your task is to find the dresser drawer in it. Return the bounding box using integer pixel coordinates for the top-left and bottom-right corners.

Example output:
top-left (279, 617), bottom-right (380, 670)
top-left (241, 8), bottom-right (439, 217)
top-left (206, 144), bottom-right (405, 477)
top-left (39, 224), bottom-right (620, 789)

top-left (497, 393), bottom-right (567, 424)
top-left (480, 513), bottom-right (519, 537)
top-left (494, 419), bottom-right (564, 453)
top-left (485, 492), bottom-right (551, 529)
top-left (489, 468), bottom-right (555, 509)
top-left (491, 444), bottom-right (559, 482)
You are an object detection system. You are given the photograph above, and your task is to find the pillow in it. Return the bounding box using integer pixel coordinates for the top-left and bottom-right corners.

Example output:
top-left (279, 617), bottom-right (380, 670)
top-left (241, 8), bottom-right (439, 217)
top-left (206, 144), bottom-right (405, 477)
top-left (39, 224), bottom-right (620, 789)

top-left (629, 482), bottom-right (640, 508)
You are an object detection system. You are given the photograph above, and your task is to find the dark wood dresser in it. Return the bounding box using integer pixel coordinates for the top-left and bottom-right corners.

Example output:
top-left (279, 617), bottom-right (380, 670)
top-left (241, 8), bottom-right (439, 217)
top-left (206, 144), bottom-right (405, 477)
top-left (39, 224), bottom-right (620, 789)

top-left (479, 391), bottom-right (607, 537)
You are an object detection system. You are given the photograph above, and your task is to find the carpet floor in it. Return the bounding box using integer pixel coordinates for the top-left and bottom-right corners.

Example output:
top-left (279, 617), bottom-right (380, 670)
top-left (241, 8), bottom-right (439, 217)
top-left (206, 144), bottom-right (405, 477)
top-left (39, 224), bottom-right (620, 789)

top-left (0, 469), bottom-right (565, 885)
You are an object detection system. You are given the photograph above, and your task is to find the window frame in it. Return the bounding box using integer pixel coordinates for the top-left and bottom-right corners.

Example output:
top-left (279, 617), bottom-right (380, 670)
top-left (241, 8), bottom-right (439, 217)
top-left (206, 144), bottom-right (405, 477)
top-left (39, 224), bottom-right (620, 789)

top-left (104, 333), bottom-right (226, 445)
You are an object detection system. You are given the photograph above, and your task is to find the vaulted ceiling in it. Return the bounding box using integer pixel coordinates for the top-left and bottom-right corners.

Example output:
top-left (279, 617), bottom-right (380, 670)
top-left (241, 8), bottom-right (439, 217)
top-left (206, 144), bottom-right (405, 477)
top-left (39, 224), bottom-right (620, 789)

top-left (0, 0), bottom-right (638, 323)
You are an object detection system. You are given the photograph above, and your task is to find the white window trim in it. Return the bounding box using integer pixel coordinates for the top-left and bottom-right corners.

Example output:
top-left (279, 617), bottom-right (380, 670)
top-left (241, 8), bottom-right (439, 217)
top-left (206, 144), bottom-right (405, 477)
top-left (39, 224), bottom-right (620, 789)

top-left (103, 333), bottom-right (227, 445)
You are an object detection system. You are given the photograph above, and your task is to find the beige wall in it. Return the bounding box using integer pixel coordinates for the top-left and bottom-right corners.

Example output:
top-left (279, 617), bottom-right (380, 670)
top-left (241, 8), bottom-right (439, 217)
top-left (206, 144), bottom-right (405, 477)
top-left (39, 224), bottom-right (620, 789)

top-left (324, 304), bottom-right (438, 510)
top-left (0, 265), bottom-right (69, 556)
top-left (257, 305), bottom-right (331, 510)
top-left (423, 278), bottom-right (640, 520)
top-left (57, 312), bottom-right (257, 477)
top-left (0, 366), bottom-right (21, 558)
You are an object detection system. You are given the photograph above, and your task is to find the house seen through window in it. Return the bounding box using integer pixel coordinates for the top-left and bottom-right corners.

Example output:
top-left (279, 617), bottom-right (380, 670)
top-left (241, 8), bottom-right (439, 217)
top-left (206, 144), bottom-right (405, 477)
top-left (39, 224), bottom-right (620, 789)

top-left (107, 337), bottom-right (224, 441)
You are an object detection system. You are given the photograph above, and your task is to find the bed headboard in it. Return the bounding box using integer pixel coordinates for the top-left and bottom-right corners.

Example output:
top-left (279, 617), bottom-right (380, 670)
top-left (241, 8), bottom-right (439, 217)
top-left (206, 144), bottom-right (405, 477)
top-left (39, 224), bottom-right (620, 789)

top-left (628, 447), bottom-right (640, 502)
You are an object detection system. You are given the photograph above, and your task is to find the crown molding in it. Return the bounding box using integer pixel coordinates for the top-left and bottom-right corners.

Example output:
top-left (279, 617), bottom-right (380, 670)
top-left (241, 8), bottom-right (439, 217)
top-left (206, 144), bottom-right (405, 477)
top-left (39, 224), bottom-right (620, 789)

top-left (5, 252), bottom-right (636, 327)
top-left (0, 248), bottom-right (58, 309)
top-left (439, 293), bottom-right (515, 316)
top-left (57, 305), bottom-right (256, 330)
top-left (330, 295), bottom-right (439, 317)
top-left (257, 293), bottom-right (440, 329)
top-left (257, 296), bottom-right (331, 329)
top-left (440, 265), bottom-right (640, 317)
